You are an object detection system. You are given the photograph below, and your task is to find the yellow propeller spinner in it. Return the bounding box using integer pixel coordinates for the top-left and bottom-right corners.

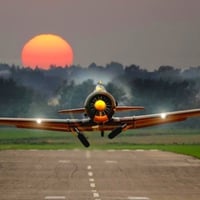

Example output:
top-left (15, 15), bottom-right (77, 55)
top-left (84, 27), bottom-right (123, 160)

top-left (94, 99), bottom-right (106, 111)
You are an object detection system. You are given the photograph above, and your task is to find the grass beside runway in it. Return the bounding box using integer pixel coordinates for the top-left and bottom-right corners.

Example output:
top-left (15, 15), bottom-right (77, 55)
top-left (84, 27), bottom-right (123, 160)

top-left (0, 128), bottom-right (200, 159)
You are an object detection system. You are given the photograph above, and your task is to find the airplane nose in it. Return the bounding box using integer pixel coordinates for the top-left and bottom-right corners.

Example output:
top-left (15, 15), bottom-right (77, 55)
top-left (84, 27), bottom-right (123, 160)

top-left (94, 100), bottom-right (106, 111)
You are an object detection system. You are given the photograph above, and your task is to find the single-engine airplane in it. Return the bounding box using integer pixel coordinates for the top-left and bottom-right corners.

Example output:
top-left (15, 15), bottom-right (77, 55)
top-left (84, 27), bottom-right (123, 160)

top-left (1, 81), bottom-right (200, 147)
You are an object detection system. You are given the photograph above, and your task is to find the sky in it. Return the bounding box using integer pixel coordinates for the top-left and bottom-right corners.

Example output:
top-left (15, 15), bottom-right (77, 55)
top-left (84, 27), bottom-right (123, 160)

top-left (0, 0), bottom-right (200, 70)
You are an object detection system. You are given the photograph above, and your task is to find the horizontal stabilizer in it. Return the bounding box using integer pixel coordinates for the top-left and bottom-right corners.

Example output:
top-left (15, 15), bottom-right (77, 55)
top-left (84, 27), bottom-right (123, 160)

top-left (116, 106), bottom-right (144, 112)
top-left (58, 108), bottom-right (85, 114)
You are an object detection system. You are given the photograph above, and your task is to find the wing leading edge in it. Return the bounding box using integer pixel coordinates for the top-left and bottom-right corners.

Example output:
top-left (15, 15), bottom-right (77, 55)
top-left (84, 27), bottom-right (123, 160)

top-left (1, 109), bottom-right (200, 132)
top-left (111, 108), bottom-right (200, 129)
top-left (1, 108), bottom-right (200, 148)
top-left (0, 118), bottom-right (94, 132)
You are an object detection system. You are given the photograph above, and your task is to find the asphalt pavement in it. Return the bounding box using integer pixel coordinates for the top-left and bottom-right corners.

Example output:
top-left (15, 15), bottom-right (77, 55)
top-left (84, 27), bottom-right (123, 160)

top-left (0, 149), bottom-right (200, 200)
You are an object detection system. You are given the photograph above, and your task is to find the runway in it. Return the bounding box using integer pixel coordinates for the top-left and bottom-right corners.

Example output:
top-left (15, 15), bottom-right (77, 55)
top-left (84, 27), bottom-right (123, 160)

top-left (0, 150), bottom-right (200, 200)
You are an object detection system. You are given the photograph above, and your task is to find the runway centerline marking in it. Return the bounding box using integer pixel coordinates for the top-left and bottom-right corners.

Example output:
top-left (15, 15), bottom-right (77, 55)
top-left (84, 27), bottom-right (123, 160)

top-left (105, 160), bottom-right (118, 164)
top-left (93, 192), bottom-right (100, 198)
top-left (90, 183), bottom-right (96, 188)
top-left (88, 171), bottom-right (93, 176)
top-left (87, 165), bottom-right (92, 170)
top-left (58, 160), bottom-right (71, 163)
top-left (87, 164), bottom-right (101, 200)
top-left (86, 151), bottom-right (91, 159)
top-left (44, 196), bottom-right (66, 200)
top-left (128, 197), bottom-right (150, 200)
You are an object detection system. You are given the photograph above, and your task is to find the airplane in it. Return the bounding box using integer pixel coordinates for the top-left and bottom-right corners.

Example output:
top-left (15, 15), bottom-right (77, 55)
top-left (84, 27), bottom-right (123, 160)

top-left (1, 81), bottom-right (200, 147)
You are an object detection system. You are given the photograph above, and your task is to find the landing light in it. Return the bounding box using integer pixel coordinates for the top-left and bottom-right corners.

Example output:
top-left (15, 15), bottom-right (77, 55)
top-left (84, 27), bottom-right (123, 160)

top-left (36, 118), bottom-right (42, 124)
top-left (160, 113), bottom-right (167, 119)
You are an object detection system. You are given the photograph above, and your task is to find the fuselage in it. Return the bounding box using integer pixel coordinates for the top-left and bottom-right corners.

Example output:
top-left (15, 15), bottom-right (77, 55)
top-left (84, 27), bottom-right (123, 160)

top-left (84, 82), bottom-right (117, 123)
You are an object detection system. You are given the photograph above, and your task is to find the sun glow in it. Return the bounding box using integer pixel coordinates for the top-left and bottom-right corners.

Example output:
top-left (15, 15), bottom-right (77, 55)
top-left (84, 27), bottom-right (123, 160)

top-left (21, 34), bottom-right (74, 69)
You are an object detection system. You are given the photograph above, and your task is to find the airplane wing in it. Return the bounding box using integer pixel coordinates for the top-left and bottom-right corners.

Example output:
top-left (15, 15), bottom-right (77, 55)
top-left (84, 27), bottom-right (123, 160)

top-left (1, 109), bottom-right (200, 133)
top-left (0, 117), bottom-right (93, 132)
top-left (112, 108), bottom-right (200, 129)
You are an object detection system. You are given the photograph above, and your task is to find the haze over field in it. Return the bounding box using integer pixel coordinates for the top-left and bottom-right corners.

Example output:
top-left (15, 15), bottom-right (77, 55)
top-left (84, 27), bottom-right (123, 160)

top-left (1, 63), bottom-right (200, 129)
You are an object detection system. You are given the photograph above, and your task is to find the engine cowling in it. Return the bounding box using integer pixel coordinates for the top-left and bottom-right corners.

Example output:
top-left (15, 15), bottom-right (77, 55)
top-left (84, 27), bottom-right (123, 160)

top-left (84, 91), bottom-right (116, 123)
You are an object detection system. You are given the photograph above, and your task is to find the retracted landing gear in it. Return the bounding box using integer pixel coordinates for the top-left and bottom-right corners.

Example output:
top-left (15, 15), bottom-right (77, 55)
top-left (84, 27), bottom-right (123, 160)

top-left (74, 128), bottom-right (90, 148)
top-left (108, 124), bottom-right (127, 139)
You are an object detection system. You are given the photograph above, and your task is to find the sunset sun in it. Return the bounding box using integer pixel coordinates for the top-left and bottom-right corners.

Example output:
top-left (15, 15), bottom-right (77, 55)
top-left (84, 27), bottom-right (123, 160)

top-left (21, 34), bottom-right (74, 69)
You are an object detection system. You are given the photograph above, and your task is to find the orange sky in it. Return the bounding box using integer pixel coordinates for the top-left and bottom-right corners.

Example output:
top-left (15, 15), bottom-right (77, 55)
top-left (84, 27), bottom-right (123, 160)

top-left (0, 0), bottom-right (200, 70)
